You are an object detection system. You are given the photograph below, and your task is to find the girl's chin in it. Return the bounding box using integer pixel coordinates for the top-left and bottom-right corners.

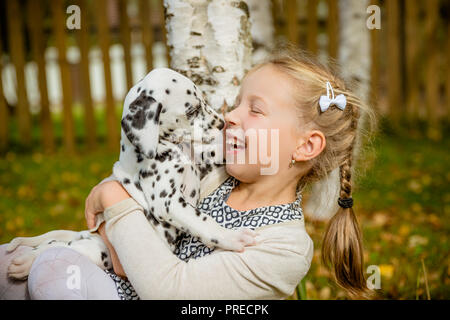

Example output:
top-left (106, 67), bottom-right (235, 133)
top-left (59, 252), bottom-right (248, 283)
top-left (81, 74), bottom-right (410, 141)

top-left (225, 162), bottom-right (259, 178)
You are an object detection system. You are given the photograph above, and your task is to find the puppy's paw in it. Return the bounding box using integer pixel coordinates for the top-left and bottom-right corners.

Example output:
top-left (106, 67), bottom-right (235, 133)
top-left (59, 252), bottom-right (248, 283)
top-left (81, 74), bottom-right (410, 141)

top-left (207, 228), bottom-right (259, 252)
top-left (6, 237), bottom-right (25, 253)
top-left (7, 250), bottom-right (39, 280)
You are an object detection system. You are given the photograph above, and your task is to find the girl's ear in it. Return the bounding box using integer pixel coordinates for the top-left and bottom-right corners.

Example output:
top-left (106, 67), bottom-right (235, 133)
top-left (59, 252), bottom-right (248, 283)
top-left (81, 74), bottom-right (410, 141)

top-left (293, 130), bottom-right (326, 162)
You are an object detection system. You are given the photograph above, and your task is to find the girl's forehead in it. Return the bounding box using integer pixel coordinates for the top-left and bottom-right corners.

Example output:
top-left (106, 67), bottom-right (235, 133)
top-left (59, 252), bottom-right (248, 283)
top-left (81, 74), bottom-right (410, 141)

top-left (239, 64), bottom-right (297, 108)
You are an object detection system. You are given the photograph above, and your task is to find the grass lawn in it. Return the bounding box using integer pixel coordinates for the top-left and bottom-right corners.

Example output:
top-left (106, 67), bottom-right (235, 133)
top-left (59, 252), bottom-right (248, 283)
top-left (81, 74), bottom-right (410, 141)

top-left (0, 117), bottom-right (448, 299)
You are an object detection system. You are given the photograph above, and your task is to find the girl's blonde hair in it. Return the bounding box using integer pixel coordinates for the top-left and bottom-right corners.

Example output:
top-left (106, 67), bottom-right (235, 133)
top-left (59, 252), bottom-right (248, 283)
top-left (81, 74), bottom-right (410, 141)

top-left (252, 44), bottom-right (377, 298)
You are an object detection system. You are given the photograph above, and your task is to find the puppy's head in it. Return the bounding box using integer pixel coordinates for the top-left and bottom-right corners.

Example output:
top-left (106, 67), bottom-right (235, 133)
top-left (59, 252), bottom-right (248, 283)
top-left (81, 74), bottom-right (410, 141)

top-left (120, 68), bottom-right (225, 160)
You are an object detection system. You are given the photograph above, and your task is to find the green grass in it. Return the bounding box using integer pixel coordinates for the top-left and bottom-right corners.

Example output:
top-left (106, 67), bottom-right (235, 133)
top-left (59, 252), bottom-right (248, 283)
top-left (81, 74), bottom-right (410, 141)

top-left (0, 115), bottom-right (449, 299)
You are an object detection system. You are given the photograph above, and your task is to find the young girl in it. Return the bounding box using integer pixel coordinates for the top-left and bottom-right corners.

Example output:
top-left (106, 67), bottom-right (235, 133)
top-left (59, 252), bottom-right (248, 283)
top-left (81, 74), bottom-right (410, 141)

top-left (0, 46), bottom-right (376, 300)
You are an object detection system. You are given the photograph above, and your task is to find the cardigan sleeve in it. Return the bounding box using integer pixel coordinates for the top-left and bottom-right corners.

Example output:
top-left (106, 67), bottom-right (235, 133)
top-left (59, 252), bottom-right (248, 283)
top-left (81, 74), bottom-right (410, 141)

top-left (103, 198), bottom-right (314, 300)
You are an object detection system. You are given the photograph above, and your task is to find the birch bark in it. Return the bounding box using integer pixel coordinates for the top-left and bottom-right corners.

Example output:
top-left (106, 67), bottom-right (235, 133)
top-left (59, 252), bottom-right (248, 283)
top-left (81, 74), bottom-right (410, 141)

top-left (164, 0), bottom-right (253, 112)
top-left (246, 0), bottom-right (275, 65)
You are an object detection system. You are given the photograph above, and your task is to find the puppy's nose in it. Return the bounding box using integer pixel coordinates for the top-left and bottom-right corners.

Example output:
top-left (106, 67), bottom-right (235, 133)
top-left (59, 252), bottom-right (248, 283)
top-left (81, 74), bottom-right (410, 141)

top-left (217, 119), bottom-right (225, 130)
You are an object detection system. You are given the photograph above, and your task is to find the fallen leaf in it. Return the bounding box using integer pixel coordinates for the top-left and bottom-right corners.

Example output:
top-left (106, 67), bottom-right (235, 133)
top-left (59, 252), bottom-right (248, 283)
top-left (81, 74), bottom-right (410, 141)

top-left (379, 264), bottom-right (394, 279)
top-left (408, 235), bottom-right (429, 248)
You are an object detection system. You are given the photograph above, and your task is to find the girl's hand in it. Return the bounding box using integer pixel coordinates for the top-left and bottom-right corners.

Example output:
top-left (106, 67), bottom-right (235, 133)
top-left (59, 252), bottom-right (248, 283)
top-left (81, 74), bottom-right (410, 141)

top-left (85, 180), bottom-right (131, 229)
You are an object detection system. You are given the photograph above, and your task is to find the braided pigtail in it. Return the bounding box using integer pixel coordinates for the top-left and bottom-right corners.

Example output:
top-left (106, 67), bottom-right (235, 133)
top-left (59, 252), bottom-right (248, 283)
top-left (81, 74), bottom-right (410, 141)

top-left (321, 157), bottom-right (370, 299)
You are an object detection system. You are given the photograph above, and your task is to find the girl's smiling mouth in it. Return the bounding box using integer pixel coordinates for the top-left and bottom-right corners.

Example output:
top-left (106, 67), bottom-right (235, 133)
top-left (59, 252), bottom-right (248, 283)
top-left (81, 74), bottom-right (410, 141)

top-left (225, 132), bottom-right (246, 154)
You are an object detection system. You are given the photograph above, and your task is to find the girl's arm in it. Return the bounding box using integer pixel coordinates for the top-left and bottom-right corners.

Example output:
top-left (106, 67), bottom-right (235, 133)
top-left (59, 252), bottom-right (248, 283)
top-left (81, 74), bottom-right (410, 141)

top-left (85, 178), bottom-right (313, 299)
top-left (98, 223), bottom-right (126, 278)
top-left (103, 198), bottom-right (313, 299)
top-left (85, 177), bottom-right (130, 277)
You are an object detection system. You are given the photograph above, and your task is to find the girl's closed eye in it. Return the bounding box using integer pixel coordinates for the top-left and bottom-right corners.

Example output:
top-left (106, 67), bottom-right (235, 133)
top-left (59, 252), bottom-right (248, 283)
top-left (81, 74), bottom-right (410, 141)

top-left (250, 106), bottom-right (262, 115)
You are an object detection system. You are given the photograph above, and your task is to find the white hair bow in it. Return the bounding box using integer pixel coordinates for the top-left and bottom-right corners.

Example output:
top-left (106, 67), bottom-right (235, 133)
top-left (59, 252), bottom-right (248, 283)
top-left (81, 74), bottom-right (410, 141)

top-left (319, 81), bottom-right (346, 112)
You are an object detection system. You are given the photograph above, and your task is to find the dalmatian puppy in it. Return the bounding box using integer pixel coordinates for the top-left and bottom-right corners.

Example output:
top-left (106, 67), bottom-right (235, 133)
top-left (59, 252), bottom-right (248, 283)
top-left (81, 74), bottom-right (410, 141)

top-left (6, 68), bottom-right (256, 280)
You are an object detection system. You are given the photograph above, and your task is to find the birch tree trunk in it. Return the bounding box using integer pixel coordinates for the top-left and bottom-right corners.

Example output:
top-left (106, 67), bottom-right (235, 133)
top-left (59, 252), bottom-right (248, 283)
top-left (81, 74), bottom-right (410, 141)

top-left (246, 0), bottom-right (275, 65)
top-left (164, 0), bottom-right (253, 112)
top-left (305, 0), bottom-right (371, 220)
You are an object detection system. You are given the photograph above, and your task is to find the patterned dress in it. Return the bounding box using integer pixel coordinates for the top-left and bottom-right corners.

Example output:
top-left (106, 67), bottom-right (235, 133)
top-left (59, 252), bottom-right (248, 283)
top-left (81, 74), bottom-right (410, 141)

top-left (105, 176), bottom-right (303, 300)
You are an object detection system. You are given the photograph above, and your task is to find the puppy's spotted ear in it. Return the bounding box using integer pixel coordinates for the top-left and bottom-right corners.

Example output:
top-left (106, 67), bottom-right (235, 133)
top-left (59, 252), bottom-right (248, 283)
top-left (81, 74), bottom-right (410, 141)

top-left (121, 85), bottom-right (161, 159)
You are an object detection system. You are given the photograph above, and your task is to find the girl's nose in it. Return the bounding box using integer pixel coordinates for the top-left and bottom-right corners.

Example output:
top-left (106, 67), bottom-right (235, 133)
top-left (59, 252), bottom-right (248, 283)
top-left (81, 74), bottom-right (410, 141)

top-left (224, 109), bottom-right (239, 129)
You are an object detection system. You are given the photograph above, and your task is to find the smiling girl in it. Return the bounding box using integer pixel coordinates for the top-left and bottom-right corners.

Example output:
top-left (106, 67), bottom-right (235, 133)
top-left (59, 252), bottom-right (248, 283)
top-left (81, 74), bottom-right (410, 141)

top-left (0, 45), bottom-right (376, 300)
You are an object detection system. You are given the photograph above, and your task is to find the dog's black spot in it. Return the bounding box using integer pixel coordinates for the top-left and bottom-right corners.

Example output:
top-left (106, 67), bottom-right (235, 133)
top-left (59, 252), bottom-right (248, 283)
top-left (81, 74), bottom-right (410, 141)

top-left (195, 209), bottom-right (201, 216)
top-left (211, 239), bottom-right (219, 244)
top-left (154, 102), bottom-right (163, 125)
top-left (68, 241), bottom-right (72, 246)
top-left (147, 111), bottom-right (154, 120)
top-left (129, 90), bottom-right (156, 112)
top-left (185, 102), bottom-right (190, 107)
top-left (160, 190), bottom-right (168, 198)
top-left (134, 181), bottom-right (143, 191)
top-left (101, 252), bottom-right (108, 261)
top-left (104, 261), bottom-right (109, 268)
top-left (123, 178), bottom-right (130, 184)
top-left (137, 87), bottom-right (141, 93)
top-left (177, 167), bottom-right (184, 174)
top-left (172, 78), bottom-right (177, 83)
top-left (164, 230), bottom-right (175, 244)
top-left (132, 109), bottom-right (147, 129)
top-left (203, 216), bottom-right (207, 221)
top-left (148, 212), bottom-right (159, 226)
top-left (151, 163), bottom-right (156, 169)
top-left (164, 169), bottom-right (169, 174)
top-left (165, 89), bottom-right (170, 94)
top-left (151, 194), bottom-right (155, 200)
top-left (190, 190), bottom-right (196, 198)
top-left (141, 170), bottom-right (153, 178)
top-left (162, 221), bottom-right (171, 229)
top-left (121, 118), bottom-right (131, 134)
top-left (156, 175), bottom-right (160, 181)
top-left (121, 144), bottom-right (125, 152)
top-left (48, 240), bottom-right (56, 245)
top-left (187, 89), bottom-right (191, 95)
